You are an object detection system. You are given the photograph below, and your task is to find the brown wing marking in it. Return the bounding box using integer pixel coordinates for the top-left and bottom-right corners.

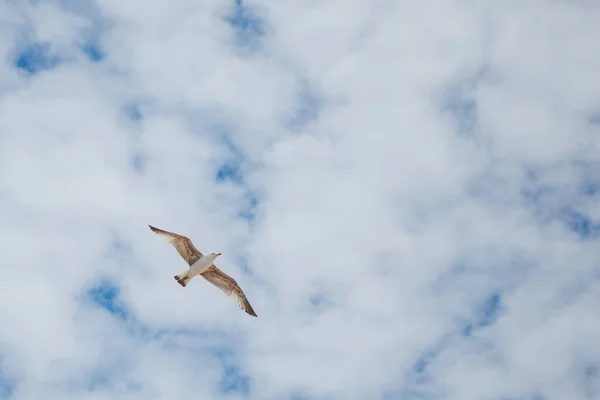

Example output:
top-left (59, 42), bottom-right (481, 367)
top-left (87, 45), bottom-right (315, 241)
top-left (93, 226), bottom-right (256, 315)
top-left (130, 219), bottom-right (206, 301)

top-left (200, 265), bottom-right (258, 317)
top-left (148, 225), bottom-right (203, 266)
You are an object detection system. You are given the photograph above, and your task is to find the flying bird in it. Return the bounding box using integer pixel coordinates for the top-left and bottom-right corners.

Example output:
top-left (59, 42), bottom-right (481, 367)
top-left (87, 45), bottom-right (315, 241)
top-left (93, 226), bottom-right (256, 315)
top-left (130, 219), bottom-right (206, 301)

top-left (148, 224), bottom-right (257, 317)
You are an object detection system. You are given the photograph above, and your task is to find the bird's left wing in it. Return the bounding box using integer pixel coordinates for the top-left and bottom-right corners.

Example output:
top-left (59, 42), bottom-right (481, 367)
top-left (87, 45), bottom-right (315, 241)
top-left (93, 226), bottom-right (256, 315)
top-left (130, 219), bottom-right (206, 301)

top-left (200, 265), bottom-right (258, 317)
top-left (148, 225), bottom-right (203, 266)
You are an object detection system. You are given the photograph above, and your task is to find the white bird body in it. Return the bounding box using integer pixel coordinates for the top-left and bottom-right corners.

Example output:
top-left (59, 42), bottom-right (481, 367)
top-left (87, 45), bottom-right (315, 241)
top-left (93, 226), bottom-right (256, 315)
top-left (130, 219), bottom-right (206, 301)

top-left (175, 253), bottom-right (219, 281)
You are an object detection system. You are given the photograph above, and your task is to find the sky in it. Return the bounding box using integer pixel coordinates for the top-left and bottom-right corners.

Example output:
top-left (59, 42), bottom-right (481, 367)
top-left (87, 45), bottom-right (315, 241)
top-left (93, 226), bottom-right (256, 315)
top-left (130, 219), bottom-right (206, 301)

top-left (0, 0), bottom-right (599, 399)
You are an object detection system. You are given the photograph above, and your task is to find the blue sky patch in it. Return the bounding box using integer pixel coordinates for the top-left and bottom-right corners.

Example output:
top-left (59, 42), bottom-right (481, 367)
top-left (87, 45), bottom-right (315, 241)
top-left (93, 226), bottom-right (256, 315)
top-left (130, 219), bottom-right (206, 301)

top-left (238, 195), bottom-right (258, 223)
top-left (87, 280), bottom-right (130, 321)
top-left (211, 135), bottom-right (261, 223)
top-left (14, 42), bottom-right (59, 74)
top-left (461, 323), bottom-right (474, 337)
top-left (582, 181), bottom-right (600, 197)
top-left (411, 337), bottom-right (450, 379)
top-left (560, 207), bottom-right (600, 239)
top-left (413, 350), bottom-right (436, 375)
top-left (81, 41), bottom-right (104, 62)
top-left (581, 181), bottom-right (600, 196)
top-left (224, 0), bottom-right (266, 51)
top-left (219, 364), bottom-right (251, 396)
top-left (518, 166), bottom-right (600, 237)
top-left (123, 103), bottom-right (143, 121)
top-left (215, 348), bottom-right (251, 396)
top-left (216, 162), bottom-right (243, 183)
top-left (286, 82), bottom-right (323, 131)
top-left (478, 292), bottom-right (503, 328)
top-left (461, 292), bottom-right (504, 337)
top-left (215, 134), bottom-right (245, 184)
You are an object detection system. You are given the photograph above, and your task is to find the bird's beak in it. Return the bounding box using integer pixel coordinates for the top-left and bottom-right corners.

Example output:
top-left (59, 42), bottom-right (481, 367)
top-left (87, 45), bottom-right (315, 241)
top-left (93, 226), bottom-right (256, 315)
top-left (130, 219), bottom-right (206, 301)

top-left (216, 253), bottom-right (222, 256)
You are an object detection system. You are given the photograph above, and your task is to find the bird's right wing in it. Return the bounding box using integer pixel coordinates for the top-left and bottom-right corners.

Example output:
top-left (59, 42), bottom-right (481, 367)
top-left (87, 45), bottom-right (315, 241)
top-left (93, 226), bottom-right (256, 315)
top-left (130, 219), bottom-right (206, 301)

top-left (201, 265), bottom-right (258, 317)
top-left (148, 225), bottom-right (203, 266)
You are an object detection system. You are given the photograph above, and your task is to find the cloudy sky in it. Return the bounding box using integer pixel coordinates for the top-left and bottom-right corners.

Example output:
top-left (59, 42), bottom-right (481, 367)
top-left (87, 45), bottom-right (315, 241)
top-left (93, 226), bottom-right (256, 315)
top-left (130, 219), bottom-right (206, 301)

top-left (1, 0), bottom-right (600, 399)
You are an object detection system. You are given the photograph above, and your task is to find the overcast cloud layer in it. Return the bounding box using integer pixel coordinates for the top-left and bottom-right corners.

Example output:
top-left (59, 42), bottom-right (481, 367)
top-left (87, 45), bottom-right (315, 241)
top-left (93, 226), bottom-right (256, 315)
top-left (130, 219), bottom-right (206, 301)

top-left (1, 0), bottom-right (600, 399)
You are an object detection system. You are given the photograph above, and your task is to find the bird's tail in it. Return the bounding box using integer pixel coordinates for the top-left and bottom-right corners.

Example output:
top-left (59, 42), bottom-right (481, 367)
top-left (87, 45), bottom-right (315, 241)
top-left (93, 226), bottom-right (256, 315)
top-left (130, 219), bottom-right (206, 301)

top-left (174, 271), bottom-right (191, 287)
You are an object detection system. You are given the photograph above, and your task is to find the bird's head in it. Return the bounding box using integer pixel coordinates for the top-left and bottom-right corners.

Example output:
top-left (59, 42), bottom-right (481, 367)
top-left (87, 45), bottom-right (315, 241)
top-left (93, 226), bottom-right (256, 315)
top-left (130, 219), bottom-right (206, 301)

top-left (210, 252), bottom-right (222, 260)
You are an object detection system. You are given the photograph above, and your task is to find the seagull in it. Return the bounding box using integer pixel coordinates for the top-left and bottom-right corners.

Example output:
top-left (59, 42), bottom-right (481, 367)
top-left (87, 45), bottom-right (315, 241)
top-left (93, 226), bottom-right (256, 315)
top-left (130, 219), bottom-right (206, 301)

top-left (148, 225), bottom-right (258, 317)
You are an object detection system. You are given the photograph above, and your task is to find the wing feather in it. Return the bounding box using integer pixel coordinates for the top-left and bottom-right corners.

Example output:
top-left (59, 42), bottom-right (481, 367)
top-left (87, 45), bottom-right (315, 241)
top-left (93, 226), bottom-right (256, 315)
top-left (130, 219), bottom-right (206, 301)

top-left (201, 265), bottom-right (258, 317)
top-left (148, 225), bottom-right (203, 266)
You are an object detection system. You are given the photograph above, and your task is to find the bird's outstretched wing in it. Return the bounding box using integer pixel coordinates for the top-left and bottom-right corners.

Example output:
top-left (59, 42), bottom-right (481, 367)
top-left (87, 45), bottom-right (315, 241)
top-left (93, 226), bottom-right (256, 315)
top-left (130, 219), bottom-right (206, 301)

top-left (201, 265), bottom-right (258, 317)
top-left (148, 225), bottom-right (203, 266)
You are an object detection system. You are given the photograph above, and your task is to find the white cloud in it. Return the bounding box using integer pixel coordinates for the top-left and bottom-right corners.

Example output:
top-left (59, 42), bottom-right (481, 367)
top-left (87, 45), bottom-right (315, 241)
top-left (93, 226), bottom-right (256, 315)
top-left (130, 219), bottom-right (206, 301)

top-left (0, 0), bottom-right (599, 399)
